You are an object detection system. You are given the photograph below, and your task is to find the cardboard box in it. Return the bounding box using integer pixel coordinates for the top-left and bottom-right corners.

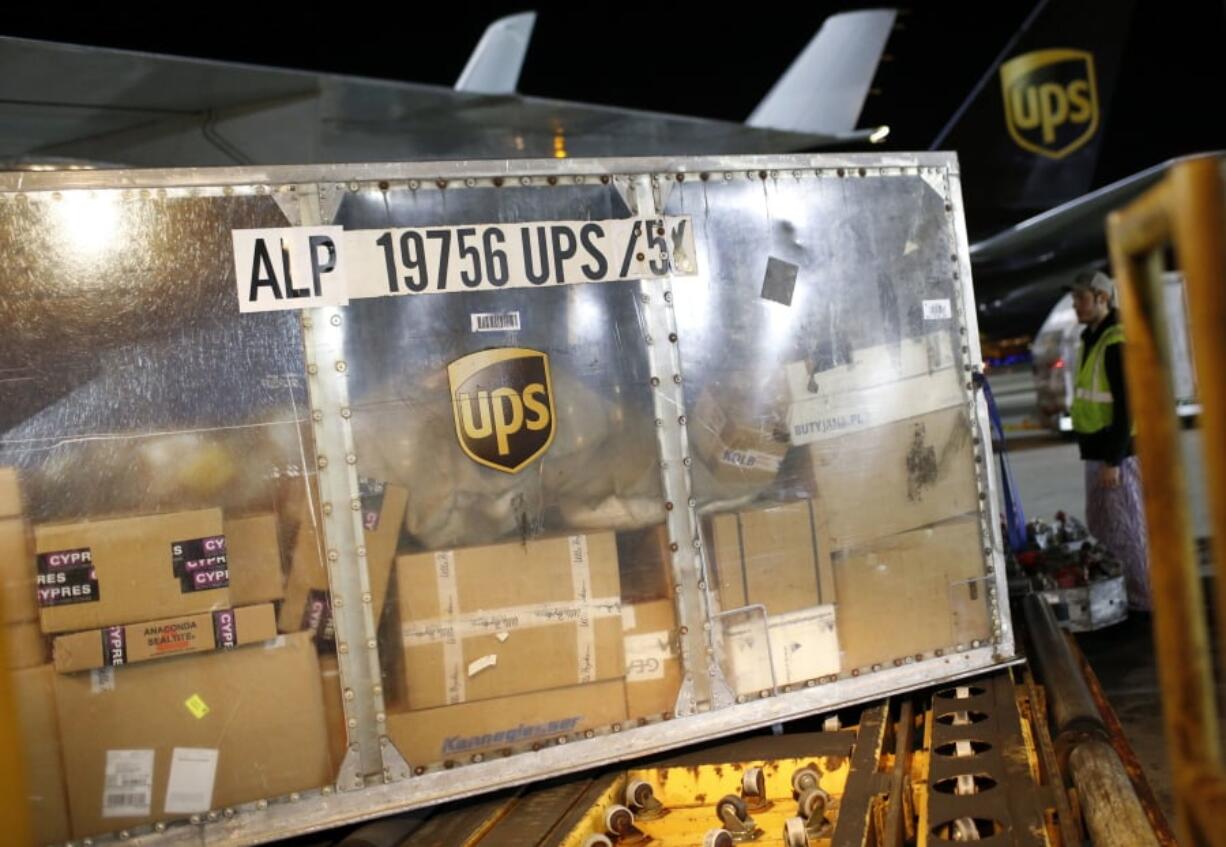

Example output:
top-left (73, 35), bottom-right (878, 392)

top-left (278, 481), bottom-right (407, 638)
top-left (34, 509), bottom-right (230, 634)
top-left (319, 653), bottom-right (348, 773)
top-left (832, 516), bottom-right (993, 670)
top-left (623, 599), bottom-right (682, 719)
top-left (0, 466), bottom-right (22, 517)
top-left (278, 490), bottom-right (328, 637)
top-left (53, 605), bottom-right (277, 673)
top-left (224, 514), bottom-right (285, 607)
top-left (4, 620), bottom-right (48, 669)
top-left (690, 386), bottom-right (790, 485)
top-left (395, 532), bottom-right (624, 710)
top-left (13, 665), bottom-right (72, 845)
top-left (55, 631), bottom-right (331, 838)
top-left (804, 406), bottom-right (978, 549)
top-left (387, 678), bottom-right (627, 766)
top-left (1, 516), bottom-right (37, 625)
top-left (709, 499), bottom-right (835, 617)
top-left (723, 605), bottom-right (841, 695)
top-left (615, 524), bottom-right (674, 605)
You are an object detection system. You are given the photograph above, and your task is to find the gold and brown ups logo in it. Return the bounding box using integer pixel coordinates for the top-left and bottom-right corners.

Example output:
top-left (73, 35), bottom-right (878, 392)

top-left (1000, 49), bottom-right (1099, 160)
top-left (448, 348), bottom-right (555, 473)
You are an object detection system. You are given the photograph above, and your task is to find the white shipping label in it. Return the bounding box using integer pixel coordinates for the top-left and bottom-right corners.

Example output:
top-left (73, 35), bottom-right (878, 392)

top-left (233, 216), bottom-right (697, 312)
top-left (164, 748), bottom-right (219, 815)
top-left (470, 311), bottom-right (522, 332)
top-left (102, 749), bottom-right (154, 818)
top-left (625, 630), bottom-right (675, 682)
top-left (726, 606), bottom-right (840, 694)
top-left (621, 605), bottom-right (637, 631)
top-left (232, 226), bottom-right (349, 312)
top-left (91, 667), bottom-right (116, 693)
top-left (923, 299), bottom-right (953, 320)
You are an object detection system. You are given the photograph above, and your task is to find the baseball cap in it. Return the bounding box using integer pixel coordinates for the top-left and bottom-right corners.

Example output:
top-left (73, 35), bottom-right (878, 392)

top-left (1064, 270), bottom-right (1115, 302)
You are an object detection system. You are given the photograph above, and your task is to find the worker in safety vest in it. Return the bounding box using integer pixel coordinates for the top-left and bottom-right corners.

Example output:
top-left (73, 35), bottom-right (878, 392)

top-left (1068, 270), bottom-right (1151, 612)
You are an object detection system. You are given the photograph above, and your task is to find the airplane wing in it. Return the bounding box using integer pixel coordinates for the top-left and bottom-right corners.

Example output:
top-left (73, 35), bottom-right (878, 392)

top-left (747, 9), bottom-right (896, 136)
top-left (0, 12), bottom-right (883, 170)
top-left (455, 12), bottom-right (536, 94)
top-left (969, 151), bottom-right (1225, 330)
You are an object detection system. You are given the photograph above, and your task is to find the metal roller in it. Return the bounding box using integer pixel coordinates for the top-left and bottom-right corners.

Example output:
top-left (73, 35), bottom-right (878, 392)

top-left (703, 829), bottom-right (734, 847)
top-left (783, 816), bottom-right (810, 847)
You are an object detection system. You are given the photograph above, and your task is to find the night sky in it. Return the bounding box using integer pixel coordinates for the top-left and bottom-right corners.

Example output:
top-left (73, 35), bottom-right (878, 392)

top-left (5, 0), bottom-right (1225, 228)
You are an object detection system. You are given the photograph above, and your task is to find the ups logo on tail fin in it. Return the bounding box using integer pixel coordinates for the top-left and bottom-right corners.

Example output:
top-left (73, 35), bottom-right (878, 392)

top-left (448, 348), bottom-right (555, 473)
top-left (1000, 49), bottom-right (1099, 160)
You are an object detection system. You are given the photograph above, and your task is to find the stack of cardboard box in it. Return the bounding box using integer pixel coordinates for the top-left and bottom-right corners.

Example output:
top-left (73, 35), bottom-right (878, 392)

top-left (2, 467), bottom-right (340, 840)
top-left (703, 330), bottom-right (994, 691)
top-left (384, 523), bottom-right (686, 765)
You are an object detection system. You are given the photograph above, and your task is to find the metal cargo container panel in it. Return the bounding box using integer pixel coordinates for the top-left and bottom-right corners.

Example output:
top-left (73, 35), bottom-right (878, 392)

top-left (0, 153), bottom-right (1016, 845)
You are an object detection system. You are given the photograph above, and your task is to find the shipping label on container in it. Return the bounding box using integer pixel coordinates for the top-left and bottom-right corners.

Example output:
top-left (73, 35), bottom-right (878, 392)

top-left (102, 749), bottom-right (154, 818)
top-left (171, 536), bottom-right (229, 593)
top-left (232, 217), bottom-right (697, 313)
top-left (36, 547), bottom-right (99, 607)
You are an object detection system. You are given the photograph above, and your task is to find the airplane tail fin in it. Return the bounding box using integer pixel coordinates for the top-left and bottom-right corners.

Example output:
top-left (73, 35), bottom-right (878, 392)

top-left (934, 0), bottom-right (1137, 227)
top-left (746, 9), bottom-right (896, 136)
top-left (455, 12), bottom-right (537, 95)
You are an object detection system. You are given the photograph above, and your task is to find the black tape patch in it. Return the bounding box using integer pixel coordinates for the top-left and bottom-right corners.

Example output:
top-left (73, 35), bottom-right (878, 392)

top-left (301, 589), bottom-right (335, 648)
top-left (359, 478), bottom-right (387, 531)
top-left (172, 536), bottom-right (229, 593)
top-left (212, 609), bottom-right (239, 649)
top-left (761, 256), bottom-right (799, 306)
top-left (102, 625), bottom-right (127, 666)
top-left (36, 547), bottom-right (99, 607)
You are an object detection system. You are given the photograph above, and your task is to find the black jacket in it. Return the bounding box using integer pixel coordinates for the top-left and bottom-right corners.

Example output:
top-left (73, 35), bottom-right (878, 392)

top-left (1076, 309), bottom-right (1134, 466)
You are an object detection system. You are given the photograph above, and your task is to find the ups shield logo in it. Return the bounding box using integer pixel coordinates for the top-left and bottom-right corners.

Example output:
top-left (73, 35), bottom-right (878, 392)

top-left (448, 348), bottom-right (555, 473)
top-left (1000, 49), bottom-right (1099, 160)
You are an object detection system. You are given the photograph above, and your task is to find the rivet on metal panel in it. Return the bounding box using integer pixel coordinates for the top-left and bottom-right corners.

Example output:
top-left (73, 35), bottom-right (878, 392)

top-left (600, 175), bottom-right (610, 184)
top-left (376, 712), bottom-right (386, 723)
top-left (650, 377), bottom-right (660, 387)
top-left (334, 596), bottom-right (344, 608)
top-left (318, 456), bottom-right (329, 470)
top-left (291, 792), bottom-right (301, 802)
top-left (465, 178), bottom-right (476, 187)
top-left (346, 453), bottom-right (357, 465)
top-left (574, 176), bottom-right (585, 184)
top-left (155, 823), bottom-right (167, 833)
top-left (837, 168), bottom-right (846, 177)
top-left (688, 498), bottom-right (697, 508)
top-left (669, 333), bottom-right (678, 342)
top-left (655, 418), bottom-right (663, 427)
top-left (340, 407), bottom-right (352, 419)
top-left (678, 415), bottom-right (687, 425)
top-left (665, 502), bottom-right (674, 511)
top-left (207, 811), bottom-right (219, 822)
top-left (257, 799), bottom-right (269, 810)
top-left (893, 659), bottom-right (903, 667)
top-left (640, 293), bottom-right (651, 304)
top-left (367, 639), bottom-right (377, 649)
top-left (307, 363), bottom-right (319, 375)
top-left (328, 550), bottom-right (339, 563)
top-left (409, 180), bottom-right (420, 190)
top-left (190, 815), bottom-right (202, 825)
top-left (697, 580), bottom-right (706, 590)
top-left (323, 503), bottom-right (334, 516)
top-left (415, 765), bottom-right (427, 776)
top-left (357, 546), bottom-right (367, 558)
top-left (664, 290), bottom-right (673, 303)
top-left (852, 669), bottom-right (860, 677)
top-left (673, 374), bottom-right (682, 384)
top-left (377, 181), bottom-right (389, 191)
top-left (683, 456), bottom-right (693, 467)
top-left (336, 361), bottom-right (347, 373)
top-left (737, 695), bottom-right (747, 704)
top-left (613, 723), bottom-right (622, 732)
top-left (585, 729), bottom-right (596, 739)
top-left (724, 172), bottom-right (734, 181)
top-left (979, 491), bottom-right (987, 501)
top-left (806, 680), bottom-right (816, 687)
top-left (636, 252), bottom-right (645, 261)
top-left (312, 410), bottom-right (323, 422)
top-left (660, 461), bottom-right (670, 471)
top-left (351, 499), bottom-right (362, 512)
top-left (700, 172), bottom-right (710, 181)
top-left (119, 831), bottom-right (130, 840)
top-left (330, 315), bottom-right (341, 326)
top-left (436, 179), bottom-right (448, 189)
top-left (520, 177), bottom-right (531, 186)
top-left (645, 335), bottom-right (654, 345)
top-left (693, 538), bottom-right (702, 549)
top-left (348, 182), bottom-right (359, 192)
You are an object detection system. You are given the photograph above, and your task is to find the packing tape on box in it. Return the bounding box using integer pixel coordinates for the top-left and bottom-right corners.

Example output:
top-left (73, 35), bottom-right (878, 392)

top-left (415, 538), bottom-right (621, 704)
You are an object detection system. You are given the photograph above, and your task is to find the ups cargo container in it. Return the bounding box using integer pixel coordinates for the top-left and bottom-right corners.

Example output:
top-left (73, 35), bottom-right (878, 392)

top-left (0, 152), bottom-right (1015, 845)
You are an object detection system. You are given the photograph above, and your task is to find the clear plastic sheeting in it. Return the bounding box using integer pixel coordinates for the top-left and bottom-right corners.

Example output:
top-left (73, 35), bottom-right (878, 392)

top-left (1, 190), bottom-right (343, 843)
top-left (665, 171), bottom-right (995, 695)
top-left (0, 154), bottom-right (1012, 846)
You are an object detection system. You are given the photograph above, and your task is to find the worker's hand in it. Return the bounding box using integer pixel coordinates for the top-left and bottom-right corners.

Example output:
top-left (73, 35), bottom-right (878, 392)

top-left (1099, 465), bottom-right (1122, 489)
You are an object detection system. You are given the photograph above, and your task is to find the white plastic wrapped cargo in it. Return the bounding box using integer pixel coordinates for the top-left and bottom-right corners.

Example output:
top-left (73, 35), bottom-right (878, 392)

top-left (0, 153), bottom-right (1015, 845)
